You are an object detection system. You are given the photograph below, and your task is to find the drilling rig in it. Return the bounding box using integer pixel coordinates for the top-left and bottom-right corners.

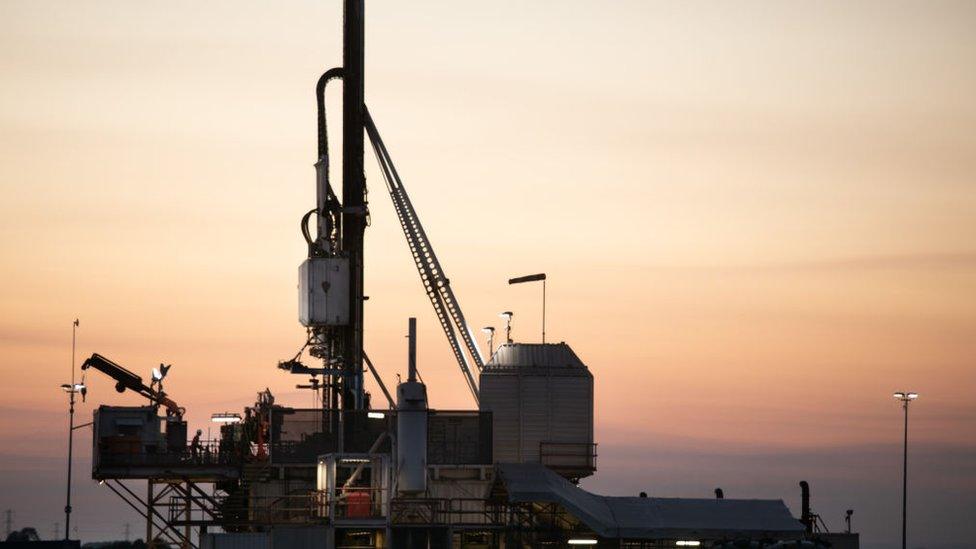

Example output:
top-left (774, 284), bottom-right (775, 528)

top-left (288, 0), bottom-right (368, 415)
top-left (76, 2), bottom-right (846, 548)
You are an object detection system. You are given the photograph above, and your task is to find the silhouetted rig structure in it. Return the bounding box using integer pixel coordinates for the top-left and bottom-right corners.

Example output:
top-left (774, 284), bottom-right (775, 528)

top-left (78, 2), bottom-right (861, 548)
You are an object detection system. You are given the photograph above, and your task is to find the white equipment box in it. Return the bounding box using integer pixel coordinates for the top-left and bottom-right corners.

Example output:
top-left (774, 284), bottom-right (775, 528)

top-left (299, 258), bottom-right (350, 326)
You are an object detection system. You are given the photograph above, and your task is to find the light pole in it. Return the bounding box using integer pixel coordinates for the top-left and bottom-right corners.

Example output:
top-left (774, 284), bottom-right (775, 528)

top-left (498, 312), bottom-right (513, 344)
top-left (61, 319), bottom-right (82, 541)
top-left (508, 273), bottom-right (546, 344)
top-left (893, 391), bottom-right (918, 549)
top-left (481, 327), bottom-right (495, 357)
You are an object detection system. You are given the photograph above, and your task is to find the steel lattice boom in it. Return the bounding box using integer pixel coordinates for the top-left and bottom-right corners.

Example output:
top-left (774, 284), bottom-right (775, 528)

top-left (364, 108), bottom-right (483, 404)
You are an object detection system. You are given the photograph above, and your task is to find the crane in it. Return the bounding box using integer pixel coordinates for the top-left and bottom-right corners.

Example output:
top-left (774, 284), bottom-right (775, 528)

top-left (364, 108), bottom-right (484, 404)
top-left (299, 52), bottom-right (484, 407)
top-left (81, 353), bottom-right (184, 417)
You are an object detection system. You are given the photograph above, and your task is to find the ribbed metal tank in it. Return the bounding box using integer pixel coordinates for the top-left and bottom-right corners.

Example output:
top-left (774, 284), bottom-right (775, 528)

top-left (478, 343), bottom-right (594, 477)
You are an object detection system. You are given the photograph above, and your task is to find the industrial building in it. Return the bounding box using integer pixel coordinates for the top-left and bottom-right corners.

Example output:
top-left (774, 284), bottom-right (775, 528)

top-left (74, 1), bottom-right (860, 548)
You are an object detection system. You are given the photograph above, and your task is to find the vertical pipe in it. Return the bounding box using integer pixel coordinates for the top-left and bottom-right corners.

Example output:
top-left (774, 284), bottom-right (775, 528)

top-left (341, 0), bottom-right (366, 411)
top-left (799, 480), bottom-right (811, 533)
top-left (408, 318), bottom-right (417, 382)
top-left (541, 279), bottom-right (546, 344)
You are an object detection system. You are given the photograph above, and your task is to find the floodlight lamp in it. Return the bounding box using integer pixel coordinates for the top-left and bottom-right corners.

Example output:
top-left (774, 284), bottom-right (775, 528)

top-left (211, 412), bottom-right (242, 424)
top-left (152, 363), bottom-right (171, 382)
top-left (568, 540), bottom-right (597, 546)
top-left (367, 411), bottom-right (386, 419)
top-left (676, 542), bottom-right (701, 547)
top-left (481, 326), bottom-right (495, 334)
top-left (907, 392), bottom-right (918, 400)
top-left (499, 311), bottom-right (513, 320)
top-left (893, 392), bottom-right (905, 399)
top-left (509, 273), bottom-right (546, 284)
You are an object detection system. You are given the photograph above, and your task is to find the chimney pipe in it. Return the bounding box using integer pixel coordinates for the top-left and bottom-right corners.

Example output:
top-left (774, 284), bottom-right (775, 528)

top-left (408, 317), bottom-right (417, 382)
top-left (396, 317), bottom-right (428, 495)
top-left (800, 480), bottom-right (812, 533)
top-left (714, 488), bottom-right (724, 499)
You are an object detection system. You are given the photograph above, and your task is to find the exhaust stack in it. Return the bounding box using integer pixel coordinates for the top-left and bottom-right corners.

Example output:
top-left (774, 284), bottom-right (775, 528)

top-left (800, 480), bottom-right (812, 533)
top-left (396, 318), bottom-right (428, 495)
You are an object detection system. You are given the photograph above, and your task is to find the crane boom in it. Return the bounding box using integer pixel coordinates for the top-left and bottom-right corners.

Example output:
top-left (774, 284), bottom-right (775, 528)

top-left (364, 108), bottom-right (483, 404)
top-left (81, 353), bottom-right (184, 417)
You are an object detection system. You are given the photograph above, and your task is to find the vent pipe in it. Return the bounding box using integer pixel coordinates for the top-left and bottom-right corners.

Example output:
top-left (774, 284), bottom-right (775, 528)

top-left (396, 317), bottom-right (428, 495)
top-left (408, 317), bottom-right (417, 381)
top-left (800, 480), bottom-right (812, 533)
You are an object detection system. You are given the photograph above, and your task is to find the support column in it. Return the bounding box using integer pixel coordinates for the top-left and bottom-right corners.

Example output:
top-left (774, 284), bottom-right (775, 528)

top-left (146, 481), bottom-right (154, 549)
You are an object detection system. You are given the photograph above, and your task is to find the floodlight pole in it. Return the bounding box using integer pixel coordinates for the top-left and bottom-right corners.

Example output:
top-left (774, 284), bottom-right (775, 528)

top-left (64, 319), bottom-right (79, 541)
top-left (893, 391), bottom-right (917, 549)
top-left (901, 397), bottom-right (909, 549)
top-left (508, 273), bottom-right (547, 344)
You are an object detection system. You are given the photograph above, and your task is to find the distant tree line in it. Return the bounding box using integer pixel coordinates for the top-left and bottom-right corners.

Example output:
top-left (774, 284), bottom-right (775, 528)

top-left (3, 528), bottom-right (170, 549)
top-left (5, 528), bottom-right (40, 542)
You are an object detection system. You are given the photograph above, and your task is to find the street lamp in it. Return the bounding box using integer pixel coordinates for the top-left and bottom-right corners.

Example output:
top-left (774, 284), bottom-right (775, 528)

top-left (62, 319), bottom-right (81, 541)
top-left (893, 391), bottom-right (918, 549)
top-left (481, 327), bottom-right (495, 357)
top-left (508, 273), bottom-right (547, 344)
top-left (498, 312), bottom-right (513, 345)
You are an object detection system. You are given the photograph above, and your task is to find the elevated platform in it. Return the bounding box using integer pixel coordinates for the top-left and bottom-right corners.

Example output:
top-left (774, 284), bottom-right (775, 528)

top-left (94, 463), bottom-right (240, 481)
top-left (91, 405), bottom-right (243, 481)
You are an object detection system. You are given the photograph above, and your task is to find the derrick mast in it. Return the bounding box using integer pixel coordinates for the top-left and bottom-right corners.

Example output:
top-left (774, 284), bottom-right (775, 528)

top-left (298, 0), bottom-right (367, 413)
top-left (341, 0), bottom-right (367, 411)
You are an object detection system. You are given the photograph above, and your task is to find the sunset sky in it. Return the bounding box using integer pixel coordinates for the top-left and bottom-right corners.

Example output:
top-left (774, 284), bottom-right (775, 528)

top-left (1, 1), bottom-right (974, 547)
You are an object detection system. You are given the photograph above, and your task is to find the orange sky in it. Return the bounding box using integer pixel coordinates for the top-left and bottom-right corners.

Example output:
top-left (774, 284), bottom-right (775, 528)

top-left (1, 1), bottom-right (974, 546)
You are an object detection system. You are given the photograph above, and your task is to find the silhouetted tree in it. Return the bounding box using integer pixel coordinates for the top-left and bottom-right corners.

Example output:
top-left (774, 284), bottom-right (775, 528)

top-left (5, 527), bottom-right (41, 542)
top-left (7, 526), bottom-right (41, 541)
